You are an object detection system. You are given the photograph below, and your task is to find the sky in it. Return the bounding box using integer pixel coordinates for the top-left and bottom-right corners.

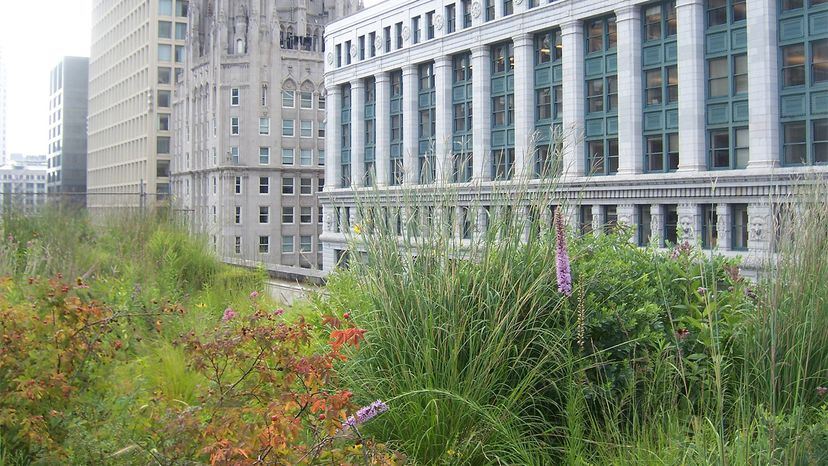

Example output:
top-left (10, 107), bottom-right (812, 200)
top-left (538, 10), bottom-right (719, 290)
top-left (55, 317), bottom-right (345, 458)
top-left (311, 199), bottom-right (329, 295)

top-left (0, 0), bottom-right (384, 156)
top-left (0, 0), bottom-right (92, 155)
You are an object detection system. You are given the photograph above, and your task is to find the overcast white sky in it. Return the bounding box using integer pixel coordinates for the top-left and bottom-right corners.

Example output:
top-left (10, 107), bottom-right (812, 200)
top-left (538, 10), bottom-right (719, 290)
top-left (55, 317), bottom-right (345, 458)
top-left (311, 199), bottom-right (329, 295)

top-left (0, 0), bottom-right (92, 155)
top-left (0, 0), bottom-right (382, 156)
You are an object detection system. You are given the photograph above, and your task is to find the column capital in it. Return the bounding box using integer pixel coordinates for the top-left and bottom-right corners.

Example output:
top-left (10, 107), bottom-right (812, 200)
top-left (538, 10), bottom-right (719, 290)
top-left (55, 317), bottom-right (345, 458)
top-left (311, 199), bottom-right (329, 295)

top-left (676, 0), bottom-right (704, 9)
top-left (402, 63), bottom-right (418, 75)
top-left (560, 20), bottom-right (582, 36)
top-left (349, 78), bottom-right (365, 89)
top-left (327, 85), bottom-right (342, 96)
top-left (512, 32), bottom-right (533, 47)
top-left (434, 54), bottom-right (452, 68)
top-left (615, 5), bottom-right (640, 22)
top-left (375, 70), bottom-right (390, 83)
top-left (471, 44), bottom-right (489, 58)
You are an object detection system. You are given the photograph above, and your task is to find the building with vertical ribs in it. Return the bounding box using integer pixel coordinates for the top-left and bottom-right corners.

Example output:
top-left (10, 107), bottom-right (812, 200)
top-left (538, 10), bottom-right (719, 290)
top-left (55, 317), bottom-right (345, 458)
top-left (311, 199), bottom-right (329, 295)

top-left (320, 0), bottom-right (828, 273)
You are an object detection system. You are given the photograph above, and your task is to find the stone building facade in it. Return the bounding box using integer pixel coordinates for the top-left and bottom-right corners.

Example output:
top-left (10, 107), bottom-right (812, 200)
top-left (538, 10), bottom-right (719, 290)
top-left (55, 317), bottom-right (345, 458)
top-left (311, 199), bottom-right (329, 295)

top-left (320, 0), bottom-right (828, 273)
top-left (171, 0), bottom-right (361, 279)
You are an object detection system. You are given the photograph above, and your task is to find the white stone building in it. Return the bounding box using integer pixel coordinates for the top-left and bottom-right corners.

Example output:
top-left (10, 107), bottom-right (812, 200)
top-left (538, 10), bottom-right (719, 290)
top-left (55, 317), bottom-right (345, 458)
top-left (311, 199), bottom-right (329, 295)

top-left (0, 154), bottom-right (48, 214)
top-left (320, 0), bottom-right (828, 272)
top-left (171, 0), bottom-right (361, 279)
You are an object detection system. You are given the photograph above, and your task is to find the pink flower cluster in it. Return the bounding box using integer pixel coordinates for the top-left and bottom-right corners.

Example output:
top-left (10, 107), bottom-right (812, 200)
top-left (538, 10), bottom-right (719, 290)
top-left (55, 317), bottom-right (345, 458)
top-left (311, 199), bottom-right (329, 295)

top-left (554, 209), bottom-right (572, 297)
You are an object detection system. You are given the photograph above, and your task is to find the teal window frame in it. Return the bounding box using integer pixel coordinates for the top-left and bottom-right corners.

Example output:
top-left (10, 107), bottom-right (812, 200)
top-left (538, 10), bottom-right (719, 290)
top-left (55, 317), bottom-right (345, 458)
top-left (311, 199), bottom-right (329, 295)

top-left (390, 70), bottom-right (404, 185)
top-left (778, 0), bottom-right (828, 165)
top-left (364, 77), bottom-right (377, 186)
top-left (418, 62), bottom-right (437, 183)
top-left (340, 84), bottom-right (351, 187)
top-left (452, 52), bottom-right (473, 183)
top-left (534, 28), bottom-right (563, 177)
top-left (491, 41), bottom-right (515, 180)
top-left (584, 15), bottom-right (618, 175)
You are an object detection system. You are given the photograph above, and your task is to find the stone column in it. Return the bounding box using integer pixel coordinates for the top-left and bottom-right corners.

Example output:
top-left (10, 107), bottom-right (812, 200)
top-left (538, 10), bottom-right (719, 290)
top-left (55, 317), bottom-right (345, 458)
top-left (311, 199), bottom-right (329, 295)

top-left (561, 20), bottom-right (585, 178)
top-left (650, 204), bottom-right (663, 247)
top-left (676, 0), bottom-right (706, 171)
top-left (617, 203), bottom-right (637, 243)
top-left (325, 84), bottom-right (342, 190)
top-left (434, 55), bottom-right (453, 183)
top-left (747, 0), bottom-right (781, 169)
top-left (402, 64), bottom-right (419, 185)
top-left (350, 79), bottom-right (366, 188)
top-left (513, 33), bottom-right (535, 179)
top-left (616, 6), bottom-right (644, 175)
top-left (592, 207), bottom-right (602, 237)
top-left (375, 72), bottom-right (390, 187)
top-left (471, 45), bottom-right (492, 181)
top-left (716, 203), bottom-right (730, 251)
top-left (677, 203), bottom-right (698, 243)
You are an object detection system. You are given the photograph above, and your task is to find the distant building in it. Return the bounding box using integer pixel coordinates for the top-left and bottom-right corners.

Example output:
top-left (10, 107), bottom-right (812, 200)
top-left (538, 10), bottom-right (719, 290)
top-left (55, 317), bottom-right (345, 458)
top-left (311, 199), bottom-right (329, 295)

top-left (47, 57), bottom-right (89, 199)
top-left (0, 47), bottom-right (8, 166)
top-left (320, 0), bottom-right (828, 273)
top-left (0, 154), bottom-right (48, 213)
top-left (171, 0), bottom-right (361, 279)
top-left (87, 0), bottom-right (189, 210)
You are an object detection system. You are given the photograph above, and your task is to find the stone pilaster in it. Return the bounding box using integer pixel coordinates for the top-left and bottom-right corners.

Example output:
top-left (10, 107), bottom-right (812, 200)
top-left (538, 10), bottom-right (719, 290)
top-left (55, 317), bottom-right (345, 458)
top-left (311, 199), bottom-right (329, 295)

top-left (402, 64), bottom-right (419, 185)
top-left (616, 6), bottom-right (644, 175)
top-left (591, 207), bottom-right (602, 237)
top-left (716, 203), bottom-right (731, 251)
top-left (677, 202), bottom-right (698, 243)
top-left (650, 204), bottom-right (663, 246)
top-left (676, 0), bottom-right (707, 171)
top-left (326, 85), bottom-right (342, 190)
top-left (747, 0), bottom-right (781, 169)
top-left (513, 33), bottom-right (535, 179)
top-left (350, 79), bottom-right (366, 188)
top-left (434, 55), bottom-right (453, 183)
top-left (471, 45), bottom-right (492, 181)
top-left (375, 72), bottom-right (390, 187)
top-left (748, 202), bottom-right (772, 253)
top-left (617, 203), bottom-right (637, 243)
top-left (561, 20), bottom-right (585, 178)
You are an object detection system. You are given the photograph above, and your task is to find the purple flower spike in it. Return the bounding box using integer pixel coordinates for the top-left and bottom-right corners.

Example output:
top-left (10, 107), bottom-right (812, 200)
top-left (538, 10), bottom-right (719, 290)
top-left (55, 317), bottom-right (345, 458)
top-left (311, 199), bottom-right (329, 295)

top-left (554, 209), bottom-right (573, 297)
top-left (342, 400), bottom-right (389, 430)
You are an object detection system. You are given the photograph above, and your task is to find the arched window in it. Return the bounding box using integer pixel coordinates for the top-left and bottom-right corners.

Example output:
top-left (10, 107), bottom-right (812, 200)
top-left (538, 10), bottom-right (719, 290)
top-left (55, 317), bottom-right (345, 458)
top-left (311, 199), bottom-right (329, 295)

top-left (236, 38), bottom-right (245, 54)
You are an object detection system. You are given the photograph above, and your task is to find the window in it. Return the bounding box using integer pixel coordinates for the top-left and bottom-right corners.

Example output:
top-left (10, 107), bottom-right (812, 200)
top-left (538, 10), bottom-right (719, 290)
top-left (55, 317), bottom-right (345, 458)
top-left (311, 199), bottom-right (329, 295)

top-left (369, 32), bottom-right (376, 57)
top-left (663, 204), bottom-right (679, 245)
top-left (158, 114), bottom-right (170, 131)
top-left (710, 127), bottom-right (748, 169)
top-left (234, 206), bottom-right (242, 224)
top-left (259, 206), bottom-right (270, 224)
top-left (395, 22), bottom-right (403, 49)
top-left (158, 44), bottom-right (172, 61)
top-left (733, 54), bottom-right (748, 94)
top-left (282, 206), bottom-right (294, 224)
top-left (300, 120), bottom-right (312, 138)
top-left (175, 0), bottom-right (188, 17)
top-left (230, 146), bottom-right (239, 164)
top-left (234, 236), bottom-right (242, 254)
top-left (318, 206), bottom-right (324, 223)
top-left (319, 177), bottom-right (325, 191)
top-left (175, 22), bottom-right (187, 40)
top-left (259, 236), bottom-right (270, 254)
top-left (504, 0), bottom-right (513, 15)
top-left (282, 90), bottom-right (294, 107)
top-left (282, 177), bottom-right (294, 194)
top-left (282, 120), bottom-right (294, 137)
top-left (300, 178), bottom-right (313, 194)
top-left (158, 21), bottom-right (172, 39)
top-left (261, 85), bottom-right (268, 106)
top-left (158, 67), bottom-right (172, 84)
top-left (701, 204), bottom-right (718, 249)
top-left (318, 94), bottom-right (326, 109)
top-left (230, 117), bottom-right (239, 135)
top-left (384, 26), bottom-right (391, 53)
top-left (259, 118), bottom-right (270, 135)
top-left (175, 45), bottom-right (185, 63)
top-left (707, 0), bottom-right (745, 26)
top-left (602, 206), bottom-right (618, 233)
top-left (485, 0), bottom-right (494, 21)
top-left (230, 88), bottom-right (240, 106)
top-left (300, 91), bottom-right (313, 109)
top-left (587, 138), bottom-right (619, 175)
top-left (301, 207), bottom-right (312, 223)
top-left (587, 79), bottom-right (604, 112)
top-left (426, 12), bottom-right (435, 39)
top-left (412, 16), bottom-right (421, 44)
top-left (259, 147), bottom-right (270, 164)
top-left (300, 236), bottom-right (312, 253)
top-left (282, 148), bottom-right (294, 165)
top-left (580, 206), bottom-right (594, 235)
top-left (281, 236), bottom-right (294, 253)
top-left (646, 133), bottom-right (679, 172)
top-left (446, 4), bottom-right (456, 33)
top-left (462, 0), bottom-right (472, 28)
top-left (256, 177), bottom-right (270, 194)
top-left (157, 137), bottom-right (171, 154)
top-left (637, 205), bottom-right (651, 246)
top-left (731, 204), bottom-right (748, 250)
top-left (159, 0), bottom-right (172, 15)
top-left (234, 177), bottom-right (242, 194)
top-left (300, 149), bottom-right (312, 166)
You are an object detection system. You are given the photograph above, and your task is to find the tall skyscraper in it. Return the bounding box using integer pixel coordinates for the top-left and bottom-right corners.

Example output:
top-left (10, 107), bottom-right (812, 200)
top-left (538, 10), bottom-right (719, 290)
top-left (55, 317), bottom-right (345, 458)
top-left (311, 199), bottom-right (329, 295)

top-left (171, 0), bottom-right (360, 277)
top-left (87, 0), bottom-right (189, 210)
top-left (47, 57), bottom-right (89, 199)
top-left (0, 47), bottom-right (8, 166)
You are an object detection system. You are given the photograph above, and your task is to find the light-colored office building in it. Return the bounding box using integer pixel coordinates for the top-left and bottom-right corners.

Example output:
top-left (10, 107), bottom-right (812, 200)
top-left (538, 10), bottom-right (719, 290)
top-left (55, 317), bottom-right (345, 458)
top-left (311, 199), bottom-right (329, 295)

top-left (88, 0), bottom-right (189, 210)
top-left (171, 0), bottom-right (360, 279)
top-left (1, 154), bottom-right (48, 214)
top-left (0, 47), bottom-right (8, 166)
top-left (321, 0), bottom-right (828, 272)
top-left (48, 57), bottom-right (89, 199)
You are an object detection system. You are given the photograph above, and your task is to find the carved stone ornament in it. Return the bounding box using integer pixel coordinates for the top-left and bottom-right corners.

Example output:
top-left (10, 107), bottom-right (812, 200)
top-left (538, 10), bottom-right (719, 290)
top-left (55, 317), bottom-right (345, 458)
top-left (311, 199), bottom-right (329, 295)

top-left (679, 216), bottom-right (694, 241)
top-left (375, 35), bottom-right (383, 52)
top-left (472, 1), bottom-right (482, 18)
top-left (401, 25), bottom-right (410, 41)
top-left (434, 14), bottom-right (444, 30)
top-left (350, 45), bottom-right (358, 57)
top-left (515, 0), bottom-right (524, 5)
top-left (750, 216), bottom-right (766, 241)
top-left (327, 52), bottom-right (334, 64)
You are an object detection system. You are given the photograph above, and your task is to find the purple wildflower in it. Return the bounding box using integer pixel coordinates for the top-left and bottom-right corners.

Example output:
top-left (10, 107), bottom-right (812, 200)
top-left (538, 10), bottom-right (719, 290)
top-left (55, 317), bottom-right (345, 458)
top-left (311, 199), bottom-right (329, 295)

top-left (222, 307), bottom-right (237, 321)
top-left (342, 400), bottom-right (389, 430)
top-left (697, 287), bottom-right (708, 296)
top-left (817, 386), bottom-right (827, 397)
top-left (249, 290), bottom-right (259, 300)
top-left (554, 209), bottom-right (573, 297)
